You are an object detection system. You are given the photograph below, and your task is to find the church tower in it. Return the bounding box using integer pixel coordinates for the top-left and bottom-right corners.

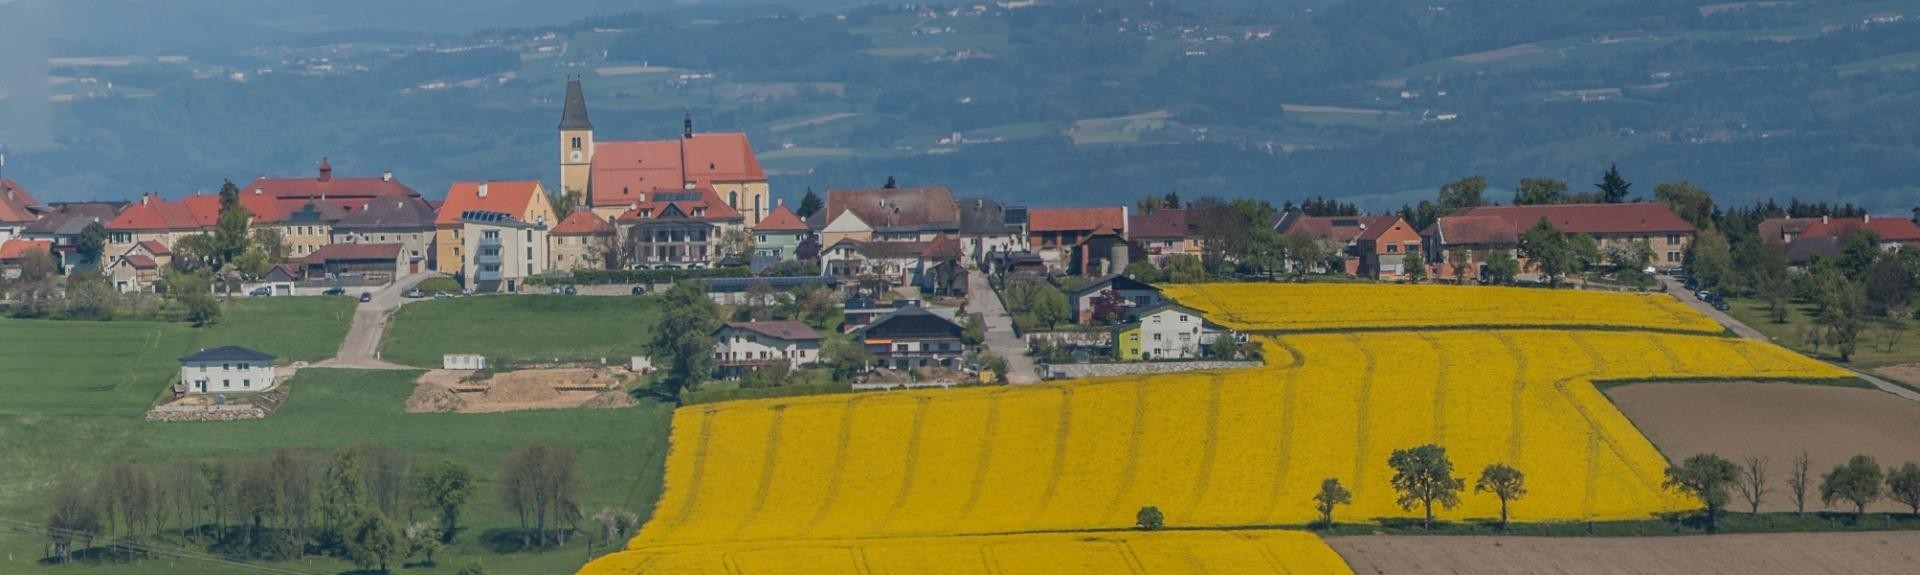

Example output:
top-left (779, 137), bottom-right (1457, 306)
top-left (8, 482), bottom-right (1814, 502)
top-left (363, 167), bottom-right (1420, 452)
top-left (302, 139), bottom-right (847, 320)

top-left (558, 77), bottom-right (594, 203)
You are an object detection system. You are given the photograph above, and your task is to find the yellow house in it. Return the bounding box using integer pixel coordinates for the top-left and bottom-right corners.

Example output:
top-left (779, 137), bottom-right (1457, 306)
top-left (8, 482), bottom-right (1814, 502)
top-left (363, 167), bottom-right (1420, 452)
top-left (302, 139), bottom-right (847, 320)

top-left (434, 181), bottom-right (557, 277)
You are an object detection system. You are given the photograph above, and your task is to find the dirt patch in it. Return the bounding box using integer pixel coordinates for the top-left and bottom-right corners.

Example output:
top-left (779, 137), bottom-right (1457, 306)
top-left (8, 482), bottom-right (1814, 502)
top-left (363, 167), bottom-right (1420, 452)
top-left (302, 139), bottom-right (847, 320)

top-left (1608, 382), bottom-right (1920, 513)
top-left (580, 390), bottom-right (637, 409)
top-left (1330, 532), bottom-right (1920, 574)
top-left (1874, 364), bottom-right (1920, 388)
top-left (407, 368), bottom-right (628, 413)
top-left (1453, 43), bottom-right (1543, 64)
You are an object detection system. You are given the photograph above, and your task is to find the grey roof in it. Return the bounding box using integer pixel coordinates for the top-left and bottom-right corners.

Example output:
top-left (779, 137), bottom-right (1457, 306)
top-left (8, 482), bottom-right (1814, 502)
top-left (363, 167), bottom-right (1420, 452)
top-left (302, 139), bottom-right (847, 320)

top-left (335, 197), bottom-right (437, 231)
top-left (559, 78), bottom-right (592, 130)
top-left (1068, 274), bottom-right (1160, 298)
top-left (181, 345), bottom-right (276, 363)
top-left (855, 305), bottom-right (964, 339)
top-left (283, 200), bottom-right (350, 224)
top-left (957, 197), bottom-right (1021, 236)
top-left (21, 202), bottom-right (124, 235)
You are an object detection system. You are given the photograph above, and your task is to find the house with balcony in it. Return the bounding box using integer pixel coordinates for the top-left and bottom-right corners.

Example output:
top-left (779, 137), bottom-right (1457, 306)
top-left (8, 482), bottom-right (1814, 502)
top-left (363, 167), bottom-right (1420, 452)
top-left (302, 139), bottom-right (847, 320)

top-left (712, 320), bottom-right (824, 379)
top-left (1112, 302), bottom-right (1229, 361)
top-left (435, 181), bottom-right (557, 276)
top-left (331, 196), bottom-right (438, 274)
top-left (612, 184), bottom-right (746, 269)
top-left (854, 306), bottom-right (967, 371)
top-left (459, 211), bottom-right (549, 293)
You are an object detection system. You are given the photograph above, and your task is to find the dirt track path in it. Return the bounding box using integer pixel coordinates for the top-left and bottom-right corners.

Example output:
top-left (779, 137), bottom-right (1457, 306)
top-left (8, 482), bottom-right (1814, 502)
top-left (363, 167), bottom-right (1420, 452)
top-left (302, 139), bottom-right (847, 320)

top-left (1331, 532), bottom-right (1920, 574)
top-left (965, 270), bottom-right (1039, 384)
top-left (312, 274), bottom-right (440, 370)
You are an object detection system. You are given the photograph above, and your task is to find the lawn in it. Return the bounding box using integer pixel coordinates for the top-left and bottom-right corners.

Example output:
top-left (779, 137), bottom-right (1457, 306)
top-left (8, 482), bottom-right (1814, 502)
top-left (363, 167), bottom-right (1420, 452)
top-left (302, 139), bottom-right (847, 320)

top-left (382, 295), bottom-right (663, 368)
top-left (1724, 297), bottom-right (1920, 368)
top-left (0, 367), bottom-right (674, 574)
top-left (194, 296), bottom-right (356, 363)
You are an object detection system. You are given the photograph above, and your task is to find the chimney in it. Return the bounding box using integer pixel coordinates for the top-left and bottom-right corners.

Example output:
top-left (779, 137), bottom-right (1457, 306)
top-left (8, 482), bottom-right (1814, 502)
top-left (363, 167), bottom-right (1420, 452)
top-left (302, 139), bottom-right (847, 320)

top-left (382, 171), bottom-right (393, 182)
top-left (1864, 214), bottom-right (1871, 223)
top-left (1823, 215), bottom-right (1830, 225)
top-left (1911, 206), bottom-right (1919, 224)
top-left (141, 193), bottom-right (151, 206)
top-left (318, 157), bottom-right (333, 182)
top-left (477, 182), bottom-right (489, 198)
top-left (683, 109), bottom-right (694, 140)
top-left (253, 187), bottom-right (262, 195)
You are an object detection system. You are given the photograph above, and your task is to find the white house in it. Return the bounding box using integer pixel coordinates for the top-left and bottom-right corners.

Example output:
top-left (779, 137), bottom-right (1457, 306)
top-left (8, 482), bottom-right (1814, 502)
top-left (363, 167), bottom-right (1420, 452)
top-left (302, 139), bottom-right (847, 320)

top-left (1068, 275), bottom-right (1163, 324)
top-left (178, 346), bottom-right (278, 394)
top-left (1113, 302), bottom-right (1228, 361)
top-left (713, 320), bottom-right (825, 379)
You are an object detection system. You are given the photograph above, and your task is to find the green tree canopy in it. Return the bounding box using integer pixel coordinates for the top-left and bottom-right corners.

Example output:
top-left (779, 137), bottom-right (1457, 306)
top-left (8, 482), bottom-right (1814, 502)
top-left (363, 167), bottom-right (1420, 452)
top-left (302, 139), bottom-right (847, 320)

top-left (1312, 477), bottom-right (1352, 528)
top-left (1387, 444), bottom-right (1463, 530)
top-left (1513, 178), bottom-right (1569, 205)
top-left (1821, 454), bottom-right (1884, 519)
top-left (1594, 163), bottom-right (1633, 203)
top-left (1474, 463), bottom-right (1526, 530)
top-left (1664, 453), bottom-right (1739, 533)
top-left (651, 280), bottom-right (722, 398)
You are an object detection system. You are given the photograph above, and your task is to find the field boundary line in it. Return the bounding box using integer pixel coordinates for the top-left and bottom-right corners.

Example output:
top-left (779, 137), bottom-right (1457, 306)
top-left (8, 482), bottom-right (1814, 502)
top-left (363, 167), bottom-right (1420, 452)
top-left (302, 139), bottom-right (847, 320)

top-left (1496, 333), bottom-right (1528, 465)
top-left (1024, 387), bottom-right (1076, 530)
top-left (1262, 365), bottom-right (1303, 522)
top-left (730, 405), bottom-right (787, 540)
top-left (1418, 333), bottom-right (1449, 445)
top-left (1651, 333), bottom-right (1689, 372)
top-left (947, 392), bottom-right (1006, 532)
top-left (1182, 374), bottom-right (1226, 515)
top-left (804, 395), bottom-right (873, 534)
top-left (1348, 334), bottom-right (1377, 503)
top-left (877, 397), bottom-right (933, 532)
top-left (1105, 377), bottom-right (1153, 524)
top-left (661, 408), bottom-right (719, 538)
top-left (1115, 540), bottom-right (1150, 575)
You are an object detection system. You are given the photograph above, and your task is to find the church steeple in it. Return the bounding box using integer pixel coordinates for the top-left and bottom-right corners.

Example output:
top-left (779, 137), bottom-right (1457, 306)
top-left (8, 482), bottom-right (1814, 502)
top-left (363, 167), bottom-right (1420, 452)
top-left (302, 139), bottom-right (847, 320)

top-left (559, 77), bottom-right (595, 203)
top-left (560, 78), bottom-right (592, 131)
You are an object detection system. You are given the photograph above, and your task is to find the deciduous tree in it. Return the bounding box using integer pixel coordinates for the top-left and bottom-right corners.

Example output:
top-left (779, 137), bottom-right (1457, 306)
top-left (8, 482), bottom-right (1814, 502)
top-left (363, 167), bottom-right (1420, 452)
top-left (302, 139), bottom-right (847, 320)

top-left (1664, 453), bottom-right (1739, 533)
top-left (1821, 455), bottom-right (1884, 520)
top-left (1513, 177), bottom-right (1568, 205)
top-left (1387, 444), bottom-right (1463, 530)
top-left (1738, 455), bottom-right (1769, 515)
top-left (1474, 463), bottom-right (1526, 530)
top-left (412, 460), bottom-right (476, 543)
top-left (1312, 478), bottom-right (1351, 528)
top-left (651, 281), bottom-right (722, 398)
top-left (1654, 181), bottom-right (1715, 231)
top-left (1787, 450), bottom-right (1812, 516)
top-left (1437, 175), bottom-right (1487, 213)
top-left (345, 511), bottom-right (401, 572)
top-left (1135, 506), bottom-right (1164, 530)
top-left (1520, 218), bottom-right (1571, 285)
top-left (1886, 462), bottom-right (1920, 516)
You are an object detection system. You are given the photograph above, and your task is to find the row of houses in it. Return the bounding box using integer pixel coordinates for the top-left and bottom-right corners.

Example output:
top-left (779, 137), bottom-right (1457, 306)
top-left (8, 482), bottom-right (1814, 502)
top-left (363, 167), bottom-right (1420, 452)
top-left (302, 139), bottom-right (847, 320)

top-left (1276, 203), bottom-right (1702, 281)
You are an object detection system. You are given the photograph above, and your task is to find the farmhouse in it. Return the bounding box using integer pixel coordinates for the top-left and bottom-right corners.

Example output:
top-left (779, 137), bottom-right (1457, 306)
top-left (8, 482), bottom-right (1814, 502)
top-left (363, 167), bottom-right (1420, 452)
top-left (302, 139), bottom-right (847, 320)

top-left (713, 320), bottom-right (824, 379)
top-left (0, 178), bottom-right (41, 242)
top-left (106, 240), bottom-right (172, 292)
top-left (178, 346), bottom-right (277, 394)
top-left (237, 158), bottom-right (422, 217)
top-left (1128, 208), bottom-right (1198, 263)
top-left (331, 196), bottom-right (437, 274)
top-left (549, 210), bottom-right (615, 272)
top-left (1112, 302), bottom-right (1228, 361)
top-left (1275, 213), bottom-right (1422, 280)
top-left (104, 193), bottom-right (221, 258)
top-left (821, 235), bottom-right (961, 288)
top-left (812, 187), bottom-right (962, 244)
top-left (1426, 203), bottom-right (1696, 279)
top-left (956, 197), bottom-right (1027, 263)
top-left (1068, 274), bottom-right (1163, 324)
top-left (303, 242), bottom-right (405, 283)
top-left (1760, 213), bottom-right (1920, 252)
top-left (856, 306), bottom-right (967, 371)
top-left (562, 79), bottom-right (772, 228)
top-left (1028, 206), bottom-right (1127, 271)
top-left (0, 239), bottom-right (52, 279)
top-left (19, 201), bottom-right (124, 272)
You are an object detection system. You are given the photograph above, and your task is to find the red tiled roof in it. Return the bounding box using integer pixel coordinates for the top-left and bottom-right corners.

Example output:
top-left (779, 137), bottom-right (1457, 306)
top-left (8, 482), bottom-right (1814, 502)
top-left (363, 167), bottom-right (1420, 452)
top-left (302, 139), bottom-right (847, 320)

top-left (822, 188), bottom-right (959, 231)
top-left (755, 204), bottom-right (809, 232)
top-left (614, 184), bottom-right (742, 224)
top-left (587, 134), bottom-right (766, 208)
top-left (1757, 218), bottom-right (1815, 243)
top-left (1128, 209), bottom-right (1190, 239)
top-left (0, 179), bottom-right (41, 223)
top-left (107, 194), bottom-right (222, 232)
top-left (437, 181), bottom-right (545, 226)
top-left (1279, 214), bottom-right (1401, 243)
top-left (720, 320), bottom-right (823, 341)
top-left (138, 240), bottom-right (171, 256)
top-left (1795, 216), bottom-right (1920, 243)
top-left (0, 239), bottom-right (52, 261)
top-left (241, 167), bottom-right (421, 216)
top-left (234, 190), bottom-right (284, 223)
top-left (551, 210), bottom-right (614, 235)
top-left (305, 242), bottom-right (402, 262)
top-left (122, 254), bottom-right (158, 269)
top-left (1030, 207), bottom-right (1127, 233)
top-left (1453, 203), bottom-right (1696, 235)
top-left (1431, 215), bottom-right (1522, 246)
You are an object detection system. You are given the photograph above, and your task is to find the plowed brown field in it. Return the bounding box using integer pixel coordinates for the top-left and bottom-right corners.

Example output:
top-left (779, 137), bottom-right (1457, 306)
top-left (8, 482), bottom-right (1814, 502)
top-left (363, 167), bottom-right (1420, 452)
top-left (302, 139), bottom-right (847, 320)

top-left (1331, 532), bottom-right (1920, 574)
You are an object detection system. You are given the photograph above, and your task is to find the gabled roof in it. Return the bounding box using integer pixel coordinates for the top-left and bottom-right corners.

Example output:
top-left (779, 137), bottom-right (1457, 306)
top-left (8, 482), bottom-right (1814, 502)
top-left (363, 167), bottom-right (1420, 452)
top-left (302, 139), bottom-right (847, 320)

top-left (755, 204), bottom-right (809, 232)
top-left (1452, 203), bottom-right (1696, 235)
top-left (1785, 236), bottom-right (1843, 264)
top-left (335, 196), bottom-right (437, 231)
top-left (1276, 213), bottom-right (1402, 243)
top-left (957, 197), bottom-right (1020, 236)
top-left (718, 320), bottom-right (823, 341)
top-left (551, 211), bottom-right (614, 235)
top-left (1757, 218), bottom-right (1816, 243)
top-left (0, 179), bottom-right (40, 224)
top-left (241, 163), bottom-right (421, 216)
top-left (0, 239), bottom-right (52, 261)
top-left (614, 184), bottom-right (743, 224)
top-left (857, 305), bottom-right (964, 339)
top-left (20, 202), bottom-right (123, 235)
top-left (180, 345), bottom-right (276, 363)
top-left (1128, 209), bottom-right (1190, 239)
top-left (1429, 215), bottom-right (1522, 246)
top-left (438, 181), bottom-right (545, 226)
top-left (1793, 216), bottom-right (1920, 243)
top-left (830, 235), bottom-right (960, 260)
top-left (275, 198), bottom-right (347, 225)
top-left (107, 194), bottom-right (222, 232)
top-left (559, 78), bottom-right (593, 131)
top-left (821, 187), bottom-right (960, 233)
top-left (138, 240), bottom-right (171, 256)
top-left (588, 134), bottom-right (766, 208)
top-left (305, 242), bottom-right (402, 262)
top-left (1070, 274), bottom-right (1161, 297)
top-left (121, 254), bottom-right (158, 270)
top-left (1030, 206), bottom-right (1126, 234)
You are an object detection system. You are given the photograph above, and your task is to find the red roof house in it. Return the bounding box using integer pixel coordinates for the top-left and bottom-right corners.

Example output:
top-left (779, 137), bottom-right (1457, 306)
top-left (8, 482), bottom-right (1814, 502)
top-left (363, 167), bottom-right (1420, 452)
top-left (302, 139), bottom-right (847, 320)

top-left (0, 178), bottom-right (41, 226)
top-left (107, 194), bottom-right (222, 232)
top-left (0, 238), bottom-right (52, 262)
top-left (754, 204), bottom-right (809, 232)
top-left (240, 158), bottom-right (421, 216)
top-left (551, 210), bottom-right (614, 236)
top-left (1449, 203), bottom-right (1696, 236)
top-left (587, 135), bottom-right (766, 209)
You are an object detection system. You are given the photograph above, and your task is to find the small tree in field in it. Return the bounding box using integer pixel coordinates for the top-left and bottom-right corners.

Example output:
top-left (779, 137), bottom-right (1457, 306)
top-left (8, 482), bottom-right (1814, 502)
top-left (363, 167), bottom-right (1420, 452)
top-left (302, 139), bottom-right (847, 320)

top-left (1387, 444), bottom-right (1463, 530)
top-left (1664, 453), bottom-right (1739, 533)
top-left (1821, 455), bottom-right (1884, 520)
top-left (1738, 455), bottom-right (1770, 515)
top-left (1885, 462), bottom-right (1920, 516)
top-left (1135, 506), bottom-right (1164, 530)
top-left (1787, 450), bottom-right (1812, 516)
top-left (1313, 478), bottom-right (1352, 528)
top-left (1474, 463), bottom-right (1526, 530)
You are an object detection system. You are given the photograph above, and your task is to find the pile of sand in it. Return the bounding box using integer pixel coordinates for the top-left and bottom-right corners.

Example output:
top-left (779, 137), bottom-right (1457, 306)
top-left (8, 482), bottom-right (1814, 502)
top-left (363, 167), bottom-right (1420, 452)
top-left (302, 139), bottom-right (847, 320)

top-left (580, 390), bottom-right (637, 409)
top-left (406, 384), bottom-right (464, 413)
top-left (483, 377), bottom-right (562, 403)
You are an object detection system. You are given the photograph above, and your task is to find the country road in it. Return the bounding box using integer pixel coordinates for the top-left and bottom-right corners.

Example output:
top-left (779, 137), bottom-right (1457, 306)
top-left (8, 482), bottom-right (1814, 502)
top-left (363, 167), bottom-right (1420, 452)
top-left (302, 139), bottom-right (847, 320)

top-left (312, 274), bottom-right (442, 370)
top-left (1658, 275), bottom-right (1920, 402)
top-left (966, 270), bottom-right (1040, 384)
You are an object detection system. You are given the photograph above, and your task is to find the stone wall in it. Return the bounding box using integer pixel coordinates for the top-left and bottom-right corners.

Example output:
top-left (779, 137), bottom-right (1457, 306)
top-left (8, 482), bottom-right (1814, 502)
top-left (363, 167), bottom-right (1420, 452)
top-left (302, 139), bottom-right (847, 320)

top-left (145, 389), bottom-right (288, 422)
top-left (1043, 360), bottom-right (1262, 380)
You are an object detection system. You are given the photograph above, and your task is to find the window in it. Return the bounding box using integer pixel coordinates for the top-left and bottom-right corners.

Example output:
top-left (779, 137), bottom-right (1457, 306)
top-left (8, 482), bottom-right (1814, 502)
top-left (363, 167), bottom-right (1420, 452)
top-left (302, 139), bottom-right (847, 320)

top-left (483, 230), bottom-right (499, 240)
top-left (1667, 251), bottom-right (1681, 262)
top-left (243, 379), bottom-right (251, 388)
top-left (729, 192), bottom-right (738, 209)
top-left (1387, 244), bottom-right (1399, 253)
top-left (1153, 333), bottom-right (1163, 341)
top-left (896, 344), bottom-right (909, 353)
top-left (222, 379), bottom-right (231, 388)
top-left (571, 137), bottom-right (582, 150)
top-left (1179, 314), bottom-right (1189, 322)
top-left (223, 363), bottom-right (230, 371)
top-left (1667, 234), bottom-right (1681, 245)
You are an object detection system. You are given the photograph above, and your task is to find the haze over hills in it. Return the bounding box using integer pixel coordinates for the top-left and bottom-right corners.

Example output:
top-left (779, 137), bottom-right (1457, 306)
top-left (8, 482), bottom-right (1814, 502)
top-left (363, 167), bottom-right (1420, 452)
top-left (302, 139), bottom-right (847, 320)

top-left (1, 0), bottom-right (1917, 211)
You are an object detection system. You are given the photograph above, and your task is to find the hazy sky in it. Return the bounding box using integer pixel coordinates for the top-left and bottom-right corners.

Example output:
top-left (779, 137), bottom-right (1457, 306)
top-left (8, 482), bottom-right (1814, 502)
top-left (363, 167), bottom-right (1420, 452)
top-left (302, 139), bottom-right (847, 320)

top-left (0, 0), bottom-right (52, 151)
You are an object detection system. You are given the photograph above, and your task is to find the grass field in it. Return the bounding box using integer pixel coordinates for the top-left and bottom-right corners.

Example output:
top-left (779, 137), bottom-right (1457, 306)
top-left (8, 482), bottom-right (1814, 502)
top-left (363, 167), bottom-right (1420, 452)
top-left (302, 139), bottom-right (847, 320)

top-left (0, 368), bottom-right (673, 574)
top-left (1167, 283), bottom-right (1723, 334)
top-left (382, 295), bottom-right (662, 368)
top-left (1722, 297), bottom-right (1920, 368)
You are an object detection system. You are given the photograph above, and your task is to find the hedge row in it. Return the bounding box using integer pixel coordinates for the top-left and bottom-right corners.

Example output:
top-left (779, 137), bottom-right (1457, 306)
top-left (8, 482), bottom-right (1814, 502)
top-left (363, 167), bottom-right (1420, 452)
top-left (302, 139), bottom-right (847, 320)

top-left (524, 267), bottom-right (751, 286)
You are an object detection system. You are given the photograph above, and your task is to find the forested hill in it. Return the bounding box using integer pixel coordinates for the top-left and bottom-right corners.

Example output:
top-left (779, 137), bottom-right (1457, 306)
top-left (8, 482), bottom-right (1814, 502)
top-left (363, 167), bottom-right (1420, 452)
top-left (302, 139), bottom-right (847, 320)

top-left (3, 0), bottom-right (1919, 211)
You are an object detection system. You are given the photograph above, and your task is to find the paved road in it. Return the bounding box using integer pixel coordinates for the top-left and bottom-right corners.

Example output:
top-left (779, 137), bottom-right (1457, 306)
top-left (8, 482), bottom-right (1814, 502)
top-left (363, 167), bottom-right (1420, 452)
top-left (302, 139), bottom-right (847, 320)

top-left (312, 274), bottom-right (442, 370)
top-left (1657, 275), bottom-right (1920, 401)
top-left (965, 271), bottom-right (1040, 384)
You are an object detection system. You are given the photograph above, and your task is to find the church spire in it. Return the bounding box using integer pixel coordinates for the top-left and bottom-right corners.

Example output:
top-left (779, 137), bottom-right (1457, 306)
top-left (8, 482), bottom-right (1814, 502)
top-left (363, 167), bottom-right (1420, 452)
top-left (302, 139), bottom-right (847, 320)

top-left (559, 77), bottom-right (592, 131)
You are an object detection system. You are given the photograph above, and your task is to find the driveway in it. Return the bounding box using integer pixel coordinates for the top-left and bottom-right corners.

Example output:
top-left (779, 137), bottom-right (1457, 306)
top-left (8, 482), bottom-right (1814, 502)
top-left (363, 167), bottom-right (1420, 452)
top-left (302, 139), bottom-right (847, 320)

top-left (312, 273), bottom-right (442, 370)
top-left (965, 271), bottom-right (1040, 384)
top-left (1658, 275), bottom-right (1920, 401)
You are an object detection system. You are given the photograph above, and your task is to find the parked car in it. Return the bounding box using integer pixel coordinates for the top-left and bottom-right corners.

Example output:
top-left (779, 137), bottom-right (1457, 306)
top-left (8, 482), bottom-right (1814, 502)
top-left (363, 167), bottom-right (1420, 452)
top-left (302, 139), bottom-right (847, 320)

top-left (248, 287), bottom-right (272, 297)
top-left (433, 291), bottom-right (450, 300)
top-left (461, 288), bottom-right (474, 297)
top-left (405, 288), bottom-right (425, 299)
top-left (630, 285), bottom-right (648, 295)
top-left (322, 287), bottom-right (347, 296)
top-left (1711, 298), bottom-right (1731, 311)
top-left (1696, 290), bottom-right (1713, 300)
top-left (359, 291), bottom-right (373, 303)
top-left (563, 285), bottom-right (578, 295)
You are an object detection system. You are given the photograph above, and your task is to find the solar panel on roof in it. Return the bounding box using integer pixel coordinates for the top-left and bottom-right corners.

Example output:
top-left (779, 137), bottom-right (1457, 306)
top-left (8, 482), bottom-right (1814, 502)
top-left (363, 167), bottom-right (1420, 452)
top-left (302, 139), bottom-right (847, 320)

top-left (653, 192), bottom-right (703, 202)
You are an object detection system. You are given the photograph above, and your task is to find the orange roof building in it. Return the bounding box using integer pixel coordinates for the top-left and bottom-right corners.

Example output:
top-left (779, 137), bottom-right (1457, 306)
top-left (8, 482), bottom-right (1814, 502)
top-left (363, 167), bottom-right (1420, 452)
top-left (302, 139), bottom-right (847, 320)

top-left (0, 179), bottom-right (42, 236)
top-left (433, 181), bottom-right (558, 276)
top-left (558, 79), bottom-right (773, 228)
top-left (238, 159), bottom-right (421, 216)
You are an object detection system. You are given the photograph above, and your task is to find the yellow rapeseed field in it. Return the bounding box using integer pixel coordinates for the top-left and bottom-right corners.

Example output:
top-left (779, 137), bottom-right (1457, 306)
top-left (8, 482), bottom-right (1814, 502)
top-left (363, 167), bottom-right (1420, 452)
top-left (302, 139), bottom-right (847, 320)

top-left (580, 530), bottom-right (1353, 575)
top-left (622, 331), bottom-right (1846, 550)
top-left (1164, 283), bottom-right (1724, 333)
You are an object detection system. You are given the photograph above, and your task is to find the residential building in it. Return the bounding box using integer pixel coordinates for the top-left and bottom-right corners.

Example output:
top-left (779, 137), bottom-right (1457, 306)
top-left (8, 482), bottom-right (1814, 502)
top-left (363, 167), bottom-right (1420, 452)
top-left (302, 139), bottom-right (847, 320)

top-left (1068, 275), bottom-right (1164, 324)
top-left (614, 185), bottom-right (744, 268)
top-left (855, 306), bottom-right (967, 371)
top-left (19, 201), bottom-right (125, 272)
top-left (1422, 215), bottom-right (1521, 281)
top-left (178, 346), bottom-right (277, 395)
top-left (821, 235), bottom-right (961, 287)
top-left (104, 193), bottom-right (221, 257)
top-left (1113, 302), bottom-right (1228, 361)
top-left (811, 187), bottom-right (961, 244)
top-left (712, 320), bottom-right (825, 379)
top-left (0, 239), bottom-right (52, 279)
top-left (562, 79), bottom-right (771, 227)
top-left (331, 196), bottom-right (438, 274)
top-left (237, 158), bottom-right (422, 217)
top-left (1128, 209), bottom-right (1198, 263)
top-left (459, 211), bottom-right (549, 293)
top-left (106, 240), bottom-right (171, 292)
top-left (1275, 213), bottom-right (1422, 279)
top-left (303, 243), bottom-right (406, 284)
top-left (270, 199), bottom-right (348, 259)
top-left (435, 181), bottom-right (557, 276)
top-left (1028, 206), bottom-right (1127, 272)
top-left (1761, 213), bottom-right (1920, 248)
top-left (956, 197), bottom-right (1028, 263)
top-left (752, 203), bottom-right (811, 269)
top-left (1426, 203), bottom-right (1697, 279)
top-left (0, 178), bottom-right (41, 242)
top-left (549, 211), bottom-right (615, 272)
